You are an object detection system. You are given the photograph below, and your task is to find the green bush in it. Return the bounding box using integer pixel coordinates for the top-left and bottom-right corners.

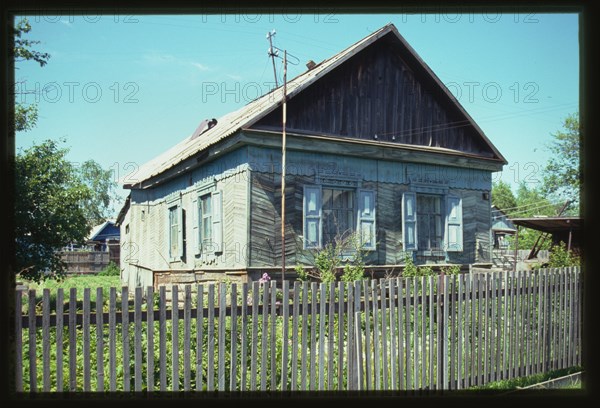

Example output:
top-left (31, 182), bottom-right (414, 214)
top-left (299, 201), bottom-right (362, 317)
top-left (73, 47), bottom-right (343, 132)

top-left (417, 264), bottom-right (434, 277)
top-left (294, 265), bottom-right (310, 281)
top-left (98, 261), bottom-right (120, 276)
top-left (440, 264), bottom-right (461, 275)
top-left (301, 231), bottom-right (366, 283)
top-left (547, 241), bottom-right (580, 268)
top-left (402, 255), bottom-right (418, 277)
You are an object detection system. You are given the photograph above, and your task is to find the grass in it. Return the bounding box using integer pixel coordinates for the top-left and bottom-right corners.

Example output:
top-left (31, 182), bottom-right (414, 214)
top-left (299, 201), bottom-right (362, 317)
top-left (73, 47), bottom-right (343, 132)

top-left (469, 366), bottom-right (582, 390)
top-left (560, 379), bottom-right (582, 389)
top-left (21, 274), bottom-right (121, 291)
top-left (19, 274), bottom-right (122, 314)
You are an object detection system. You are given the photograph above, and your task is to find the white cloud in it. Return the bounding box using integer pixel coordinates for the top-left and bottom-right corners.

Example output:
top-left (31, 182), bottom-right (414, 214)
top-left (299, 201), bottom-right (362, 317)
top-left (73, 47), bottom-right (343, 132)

top-left (191, 62), bottom-right (209, 71)
top-left (142, 52), bottom-right (178, 65)
top-left (227, 74), bottom-right (242, 81)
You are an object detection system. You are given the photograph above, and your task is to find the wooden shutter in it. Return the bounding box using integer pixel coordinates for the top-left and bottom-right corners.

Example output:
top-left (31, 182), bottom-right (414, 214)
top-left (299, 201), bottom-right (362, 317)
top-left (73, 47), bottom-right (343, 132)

top-left (402, 192), bottom-right (418, 251)
top-left (212, 190), bottom-right (223, 254)
top-left (177, 205), bottom-right (184, 259)
top-left (446, 195), bottom-right (463, 252)
top-left (303, 185), bottom-right (322, 249)
top-left (357, 189), bottom-right (376, 250)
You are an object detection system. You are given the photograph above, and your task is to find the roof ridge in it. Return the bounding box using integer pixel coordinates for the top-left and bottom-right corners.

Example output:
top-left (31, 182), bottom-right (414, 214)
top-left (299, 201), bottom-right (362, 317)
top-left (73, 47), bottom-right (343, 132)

top-left (126, 23), bottom-right (506, 189)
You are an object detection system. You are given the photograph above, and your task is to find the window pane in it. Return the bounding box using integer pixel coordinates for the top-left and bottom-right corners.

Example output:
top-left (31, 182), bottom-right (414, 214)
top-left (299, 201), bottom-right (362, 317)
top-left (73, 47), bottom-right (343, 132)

top-left (169, 207), bottom-right (178, 256)
top-left (202, 195), bottom-right (212, 214)
top-left (417, 194), bottom-right (442, 251)
top-left (322, 189), bottom-right (332, 209)
top-left (170, 206), bottom-right (178, 225)
top-left (406, 195), bottom-right (414, 217)
top-left (322, 188), bottom-right (354, 245)
top-left (204, 215), bottom-right (212, 241)
top-left (332, 190), bottom-right (344, 209)
top-left (199, 194), bottom-right (212, 246)
top-left (406, 224), bottom-right (415, 246)
top-left (362, 194), bottom-right (370, 216)
top-left (307, 220), bottom-right (318, 245)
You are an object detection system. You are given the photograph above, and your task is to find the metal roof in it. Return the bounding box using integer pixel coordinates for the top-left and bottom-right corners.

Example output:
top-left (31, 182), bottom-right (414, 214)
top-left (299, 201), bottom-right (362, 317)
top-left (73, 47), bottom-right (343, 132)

top-left (87, 220), bottom-right (118, 241)
top-left (510, 217), bottom-right (582, 233)
top-left (124, 23), bottom-right (506, 189)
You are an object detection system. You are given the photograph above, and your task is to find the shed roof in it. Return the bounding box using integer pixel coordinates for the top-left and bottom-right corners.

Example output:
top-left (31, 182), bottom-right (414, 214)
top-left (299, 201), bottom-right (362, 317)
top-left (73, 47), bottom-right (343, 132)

top-left (124, 23), bottom-right (507, 189)
top-left (510, 217), bottom-right (582, 233)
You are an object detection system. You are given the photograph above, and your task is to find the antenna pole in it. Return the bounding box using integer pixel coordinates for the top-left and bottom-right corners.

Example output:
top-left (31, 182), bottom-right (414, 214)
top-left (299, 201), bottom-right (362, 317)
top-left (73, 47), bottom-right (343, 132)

top-left (267, 30), bottom-right (279, 88)
top-left (281, 50), bottom-right (287, 282)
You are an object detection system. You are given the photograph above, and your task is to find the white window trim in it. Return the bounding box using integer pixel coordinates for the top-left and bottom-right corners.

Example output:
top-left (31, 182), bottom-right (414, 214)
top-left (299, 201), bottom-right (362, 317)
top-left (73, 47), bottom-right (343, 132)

top-left (166, 196), bottom-right (183, 262)
top-left (402, 190), bottom-right (464, 254)
top-left (192, 184), bottom-right (223, 258)
top-left (303, 184), bottom-right (376, 251)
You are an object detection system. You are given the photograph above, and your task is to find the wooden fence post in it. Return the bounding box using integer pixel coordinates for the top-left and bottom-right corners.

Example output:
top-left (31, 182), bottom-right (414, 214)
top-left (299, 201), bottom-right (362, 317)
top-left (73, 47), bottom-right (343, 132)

top-left (12, 267), bottom-right (583, 394)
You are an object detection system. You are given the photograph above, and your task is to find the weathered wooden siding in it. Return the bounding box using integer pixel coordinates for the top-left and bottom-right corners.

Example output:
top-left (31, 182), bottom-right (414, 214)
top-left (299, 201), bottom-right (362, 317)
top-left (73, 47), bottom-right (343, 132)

top-left (252, 36), bottom-right (494, 158)
top-left (248, 173), bottom-right (492, 269)
top-left (248, 172), bottom-right (277, 266)
top-left (445, 189), bottom-right (492, 265)
top-left (247, 146), bottom-right (492, 190)
top-left (121, 157), bottom-right (250, 287)
top-left (220, 171), bottom-right (249, 268)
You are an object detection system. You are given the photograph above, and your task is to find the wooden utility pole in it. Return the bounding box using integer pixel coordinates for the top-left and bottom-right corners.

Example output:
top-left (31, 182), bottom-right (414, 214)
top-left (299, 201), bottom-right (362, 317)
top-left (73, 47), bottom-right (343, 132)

top-left (281, 50), bottom-right (287, 282)
top-left (267, 30), bottom-right (279, 88)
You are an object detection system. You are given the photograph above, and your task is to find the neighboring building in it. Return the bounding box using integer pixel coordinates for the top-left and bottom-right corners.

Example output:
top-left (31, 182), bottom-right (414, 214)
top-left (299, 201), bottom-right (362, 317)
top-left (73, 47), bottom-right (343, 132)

top-left (511, 216), bottom-right (583, 258)
top-left (62, 220), bottom-right (120, 274)
top-left (491, 205), bottom-right (517, 249)
top-left (490, 205), bottom-right (517, 271)
top-left (86, 220), bottom-right (121, 252)
top-left (116, 23), bottom-right (507, 289)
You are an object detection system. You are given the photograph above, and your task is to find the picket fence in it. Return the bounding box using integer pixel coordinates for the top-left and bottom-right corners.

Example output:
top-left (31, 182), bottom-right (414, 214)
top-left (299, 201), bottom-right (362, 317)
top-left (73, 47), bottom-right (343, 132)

top-left (15, 267), bottom-right (582, 392)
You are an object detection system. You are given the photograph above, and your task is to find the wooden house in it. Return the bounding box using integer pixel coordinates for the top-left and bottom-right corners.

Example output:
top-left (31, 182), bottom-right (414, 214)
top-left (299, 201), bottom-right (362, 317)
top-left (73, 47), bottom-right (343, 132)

top-left (116, 23), bottom-right (507, 289)
top-left (491, 205), bottom-right (516, 249)
top-left (61, 220), bottom-right (120, 274)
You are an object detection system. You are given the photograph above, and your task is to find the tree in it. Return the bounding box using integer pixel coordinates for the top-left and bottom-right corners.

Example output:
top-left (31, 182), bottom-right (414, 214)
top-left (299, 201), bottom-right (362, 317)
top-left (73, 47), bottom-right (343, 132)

top-left (15, 140), bottom-right (92, 281)
top-left (491, 180), bottom-right (517, 213)
top-left (542, 112), bottom-right (581, 214)
top-left (77, 160), bottom-right (119, 228)
top-left (12, 17), bottom-right (50, 132)
top-left (512, 182), bottom-right (560, 250)
top-left (491, 181), bottom-right (560, 250)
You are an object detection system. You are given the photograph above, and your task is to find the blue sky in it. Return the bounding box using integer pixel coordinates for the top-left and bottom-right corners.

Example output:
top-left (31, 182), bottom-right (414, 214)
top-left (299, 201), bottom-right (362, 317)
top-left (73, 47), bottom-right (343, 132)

top-left (14, 12), bottom-right (579, 217)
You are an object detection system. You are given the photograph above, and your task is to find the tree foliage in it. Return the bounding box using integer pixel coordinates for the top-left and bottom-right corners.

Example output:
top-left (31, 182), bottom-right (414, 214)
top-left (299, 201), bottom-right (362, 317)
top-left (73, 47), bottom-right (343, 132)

top-left (15, 140), bottom-right (92, 281)
top-left (77, 160), bottom-right (119, 228)
top-left (543, 112), bottom-right (581, 214)
top-left (13, 18), bottom-right (50, 132)
top-left (491, 180), bottom-right (517, 213)
top-left (12, 19), bottom-right (119, 281)
top-left (491, 181), bottom-right (560, 250)
top-left (512, 182), bottom-right (561, 250)
top-left (13, 18), bottom-right (51, 67)
top-left (15, 140), bottom-right (119, 281)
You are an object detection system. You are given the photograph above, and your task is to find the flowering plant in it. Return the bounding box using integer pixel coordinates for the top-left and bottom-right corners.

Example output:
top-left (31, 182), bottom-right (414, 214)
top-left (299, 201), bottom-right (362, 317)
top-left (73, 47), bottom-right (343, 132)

top-left (258, 272), bottom-right (271, 284)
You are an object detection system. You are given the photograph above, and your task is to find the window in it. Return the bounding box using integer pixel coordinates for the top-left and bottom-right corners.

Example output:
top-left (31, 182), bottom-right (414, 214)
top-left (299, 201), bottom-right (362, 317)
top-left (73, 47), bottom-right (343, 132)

top-left (417, 195), bottom-right (442, 251)
top-left (193, 190), bottom-right (222, 256)
top-left (199, 193), bottom-right (213, 248)
top-left (168, 205), bottom-right (183, 260)
top-left (322, 188), bottom-right (354, 246)
top-left (303, 186), bottom-right (376, 250)
top-left (402, 192), bottom-right (463, 252)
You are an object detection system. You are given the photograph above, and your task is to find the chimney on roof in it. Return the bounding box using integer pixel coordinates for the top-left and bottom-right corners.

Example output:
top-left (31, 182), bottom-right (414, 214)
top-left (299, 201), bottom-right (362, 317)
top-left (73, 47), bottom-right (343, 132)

top-left (190, 118), bottom-right (218, 140)
top-left (306, 60), bottom-right (316, 70)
